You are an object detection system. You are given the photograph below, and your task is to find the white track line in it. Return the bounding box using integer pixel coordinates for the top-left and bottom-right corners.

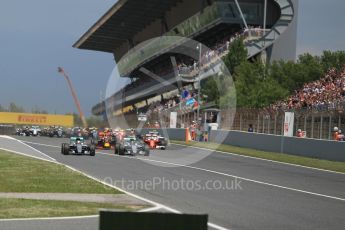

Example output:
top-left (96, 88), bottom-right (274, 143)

top-left (139, 158), bottom-right (345, 202)
top-left (138, 206), bottom-right (163, 212)
top-left (0, 215), bottom-right (98, 222)
top-left (15, 139), bottom-right (57, 162)
top-left (173, 143), bottom-right (345, 175)
top-left (7, 138), bottom-right (229, 230)
top-left (21, 140), bottom-right (59, 148)
top-left (22, 139), bottom-right (345, 202)
top-left (23, 139), bottom-right (345, 175)
top-left (0, 148), bottom-right (56, 164)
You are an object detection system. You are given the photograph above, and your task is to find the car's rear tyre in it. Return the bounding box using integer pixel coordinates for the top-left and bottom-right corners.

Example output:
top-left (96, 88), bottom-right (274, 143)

top-left (62, 143), bottom-right (69, 155)
top-left (160, 140), bottom-right (167, 149)
top-left (144, 145), bottom-right (150, 156)
top-left (119, 145), bottom-right (125, 155)
top-left (114, 144), bottom-right (119, 155)
top-left (89, 145), bottom-right (95, 156)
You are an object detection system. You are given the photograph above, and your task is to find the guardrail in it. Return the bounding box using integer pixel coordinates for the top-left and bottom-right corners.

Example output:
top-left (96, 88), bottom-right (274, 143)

top-left (138, 128), bottom-right (345, 162)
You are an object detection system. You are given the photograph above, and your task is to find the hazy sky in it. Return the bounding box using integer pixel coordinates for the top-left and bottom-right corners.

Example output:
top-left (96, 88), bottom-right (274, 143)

top-left (0, 0), bottom-right (344, 116)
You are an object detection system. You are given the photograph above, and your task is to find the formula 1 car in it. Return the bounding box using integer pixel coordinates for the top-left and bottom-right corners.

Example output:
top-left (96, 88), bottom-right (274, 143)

top-left (143, 131), bottom-right (168, 150)
top-left (61, 137), bottom-right (95, 156)
top-left (15, 127), bottom-right (31, 136)
top-left (114, 136), bottom-right (150, 156)
top-left (95, 130), bottom-right (116, 149)
top-left (29, 126), bottom-right (41, 136)
top-left (48, 126), bottom-right (64, 138)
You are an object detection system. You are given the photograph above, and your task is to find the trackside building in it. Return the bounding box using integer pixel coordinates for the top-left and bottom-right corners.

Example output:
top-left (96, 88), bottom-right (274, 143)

top-left (74, 0), bottom-right (298, 124)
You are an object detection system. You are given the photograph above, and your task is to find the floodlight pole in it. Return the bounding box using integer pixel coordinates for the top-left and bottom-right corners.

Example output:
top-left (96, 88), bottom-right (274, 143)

top-left (263, 0), bottom-right (267, 30)
top-left (58, 67), bottom-right (87, 128)
top-left (234, 0), bottom-right (249, 30)
top-left (197, 43), bottom-right (202, 123)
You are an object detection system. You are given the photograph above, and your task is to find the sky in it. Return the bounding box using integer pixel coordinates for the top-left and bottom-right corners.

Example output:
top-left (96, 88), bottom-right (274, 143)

top-left (0, 0), bottom-right (344, 116)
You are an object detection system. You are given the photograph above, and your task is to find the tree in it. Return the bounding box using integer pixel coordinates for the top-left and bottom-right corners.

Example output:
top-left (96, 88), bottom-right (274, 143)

top-left (31, 105), bottom-right (48, 114)
top-left (8, 102), bottom-right (25, 113)
top-left (321, 50), bottom-right (345, 72)
top-left (0, 104), bottom-right (6, 112)
top-left (234, 61), bottom-right (288, 108)
top-left (201, 77), bottom-right (220, 106)
top-left (223, 38), bottom-right (248, 75)
top-left (86, 116), bottom-right (105, 128)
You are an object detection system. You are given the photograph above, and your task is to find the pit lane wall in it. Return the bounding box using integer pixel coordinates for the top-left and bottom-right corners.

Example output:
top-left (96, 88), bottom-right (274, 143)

top-left (0, 112), bottom-right (74, 127)
top-left (139, 128), bottom-right (345, 162)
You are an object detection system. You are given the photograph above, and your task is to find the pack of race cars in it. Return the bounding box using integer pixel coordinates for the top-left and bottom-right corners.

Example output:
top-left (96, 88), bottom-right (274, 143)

top-left (14, 125), bottom-right (168, 157)
top-left (59, 128), bottom-right (168, 157)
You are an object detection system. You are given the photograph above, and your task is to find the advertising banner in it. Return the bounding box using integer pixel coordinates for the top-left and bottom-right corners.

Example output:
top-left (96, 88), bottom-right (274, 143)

top-left (283, 112), bottom-right (295, 137)
top-left (0, 112), bottom-right (74, 127)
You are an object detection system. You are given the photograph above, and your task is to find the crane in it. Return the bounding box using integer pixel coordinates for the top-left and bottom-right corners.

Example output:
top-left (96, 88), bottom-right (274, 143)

top-left (58, 67), bottom-right (87, 128)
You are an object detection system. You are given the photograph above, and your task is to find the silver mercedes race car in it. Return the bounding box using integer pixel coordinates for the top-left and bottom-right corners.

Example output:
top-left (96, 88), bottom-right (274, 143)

top-left (114, 136), bottom-right (150, 156)
top-left (61, 137), bottom-right (95, 156)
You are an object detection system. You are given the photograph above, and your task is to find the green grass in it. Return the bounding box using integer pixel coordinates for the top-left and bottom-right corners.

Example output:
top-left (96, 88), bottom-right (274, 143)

top-left (0, 150), bottom-right (121, 194)
top-left (0, 198), bottom-right (144, 219)
top-left (172, 141), bottom-right (345, 173)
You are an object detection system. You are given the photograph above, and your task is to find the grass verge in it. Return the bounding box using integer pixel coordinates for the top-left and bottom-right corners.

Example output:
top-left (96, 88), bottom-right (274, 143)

top-left (172, 140), bottom-right (345, 173)
top-left (0, 198), bottom-right (144, 219)
top-left (0, 150), bottom-right (120, 194)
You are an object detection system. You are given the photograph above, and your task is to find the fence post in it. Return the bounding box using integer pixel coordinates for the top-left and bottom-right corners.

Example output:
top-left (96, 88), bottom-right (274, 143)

top-left (304, 115), bottom-right (307, 137)
top-left (239, 113), bottom-right (242, 131)
top-left (274, 114), bottom-right (277, 135)
top-left (257, 114), bottom-right (260, 133)
top-left (281, 114), bottom-right (284, 135)
top-left (311, 115), bottom-right (314, 138)
top-left (328, 114), bottom-right (332, 140)
top-left (320, 114), bottom-right (323, 139)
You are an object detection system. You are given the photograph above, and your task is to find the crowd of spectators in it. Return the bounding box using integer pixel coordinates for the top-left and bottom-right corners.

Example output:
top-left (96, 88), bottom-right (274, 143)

top-left (177, 33), bottom-right (241, 76)
top-left (177, 26), bottom-right (265, 76)
top-left (123, 25), bottom-right (266, 92)
top-left (270, 65), bottom-right (345, 111)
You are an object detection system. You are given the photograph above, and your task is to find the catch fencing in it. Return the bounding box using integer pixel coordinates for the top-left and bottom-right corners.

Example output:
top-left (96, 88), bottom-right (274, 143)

top-left (221, 103), bottom-right (345, 140)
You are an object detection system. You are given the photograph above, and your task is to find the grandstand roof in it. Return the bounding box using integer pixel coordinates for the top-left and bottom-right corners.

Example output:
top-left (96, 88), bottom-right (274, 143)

top-left (73, 0), bottom-right (180, 53)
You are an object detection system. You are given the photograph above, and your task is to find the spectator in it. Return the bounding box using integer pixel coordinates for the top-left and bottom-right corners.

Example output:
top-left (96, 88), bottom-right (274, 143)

top-left (270, 65), bottom-right (345, 111)
top-left (296, 129), bottom-right (304, 137)
top-left (336, 130), bottom-right (345, 141)
top-left (333, 127), bottom-right (339, 140)
top-left (248, 124), bottom-right (254, 132)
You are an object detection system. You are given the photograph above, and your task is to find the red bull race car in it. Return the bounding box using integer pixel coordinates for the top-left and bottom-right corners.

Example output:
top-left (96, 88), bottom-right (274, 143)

top-left (95, 129), bottom-right (116, 149)
top-left (143, 131), bottom-right (168, 150)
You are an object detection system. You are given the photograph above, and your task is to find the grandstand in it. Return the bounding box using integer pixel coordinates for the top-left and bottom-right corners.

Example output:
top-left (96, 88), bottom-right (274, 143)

top-left (74, 0), bottom-right (298, 129)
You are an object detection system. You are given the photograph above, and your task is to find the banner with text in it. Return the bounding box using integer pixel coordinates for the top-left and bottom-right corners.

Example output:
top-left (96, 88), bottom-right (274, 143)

top-left (283, 112), bottom-right (295, 137)
top-left (0, 112), bottom-right (74, 127)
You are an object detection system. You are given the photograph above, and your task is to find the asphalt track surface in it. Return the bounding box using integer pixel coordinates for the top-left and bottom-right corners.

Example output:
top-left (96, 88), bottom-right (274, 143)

top-left (1, 136), bottom-right (345, 230)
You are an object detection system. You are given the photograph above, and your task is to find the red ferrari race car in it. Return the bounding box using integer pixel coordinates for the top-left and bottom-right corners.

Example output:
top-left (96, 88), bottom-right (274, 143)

top-left (143, 131), bottom-right (168, 150)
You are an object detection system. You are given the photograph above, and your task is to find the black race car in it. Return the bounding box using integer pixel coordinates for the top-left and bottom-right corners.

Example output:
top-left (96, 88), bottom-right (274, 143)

top-left (61, 137), bottom-right (95, 156)
top-left (114, 136), bottom-right (150, 156)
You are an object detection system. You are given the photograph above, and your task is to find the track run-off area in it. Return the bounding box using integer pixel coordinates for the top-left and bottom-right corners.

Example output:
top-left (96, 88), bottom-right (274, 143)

top-left (1, 135), bottom-right (345, 230)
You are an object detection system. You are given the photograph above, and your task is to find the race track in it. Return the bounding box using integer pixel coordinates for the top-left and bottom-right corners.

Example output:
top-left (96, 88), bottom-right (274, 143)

top-left (1, 136), bottom-right (345, 230)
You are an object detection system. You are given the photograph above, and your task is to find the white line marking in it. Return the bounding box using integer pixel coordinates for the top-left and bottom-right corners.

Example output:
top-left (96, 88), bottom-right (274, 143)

top-left (20, 139), bottom-right (345, 201)
top-left (0, 148), bottom-right (56, 164)
top-left (21, 140), bottom-right (59, 148)
top-left (138, 206), bottom-right (162, 212)
top-left (138, 158), bottom-right (345, 202)
top-left (10, 138), bottom-right (229, 230)
top-left (0, 215), bottom-right (98, 222)
top-left (15, 139), bottom-right (57, 162)
top-left (0, 135), bottom-right (16, 140)
top-left (23, 138), bottom-right (345, 175)
top-left (173, 143), bottom-right (345, 175)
